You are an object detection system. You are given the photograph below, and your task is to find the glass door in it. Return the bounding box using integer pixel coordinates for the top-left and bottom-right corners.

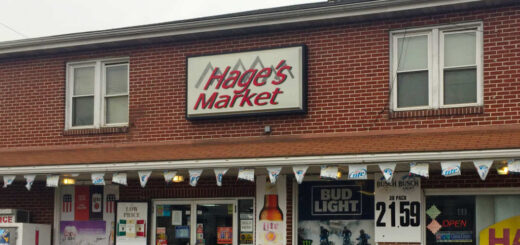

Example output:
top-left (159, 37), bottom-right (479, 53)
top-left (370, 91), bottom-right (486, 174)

top-left (155, 201), bottom-right (192, 245)
top-left (195, 201), bottom-right (236, 245)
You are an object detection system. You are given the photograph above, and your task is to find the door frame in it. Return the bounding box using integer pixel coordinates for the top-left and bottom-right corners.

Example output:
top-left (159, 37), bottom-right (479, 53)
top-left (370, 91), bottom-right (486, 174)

top-left (152, 198), bottom-right (245, 245)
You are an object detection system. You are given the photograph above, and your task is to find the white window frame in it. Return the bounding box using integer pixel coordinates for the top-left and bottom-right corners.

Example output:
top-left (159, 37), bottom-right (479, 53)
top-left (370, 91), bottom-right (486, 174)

top-left (65, 57), bottom-right (129, 129)
top-left (390, 22), bottom-right (483, 111)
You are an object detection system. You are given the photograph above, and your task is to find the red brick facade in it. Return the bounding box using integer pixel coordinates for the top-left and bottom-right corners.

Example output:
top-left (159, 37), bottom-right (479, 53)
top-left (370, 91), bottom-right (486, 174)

top-left (0, 4), bottom-right (518, 149)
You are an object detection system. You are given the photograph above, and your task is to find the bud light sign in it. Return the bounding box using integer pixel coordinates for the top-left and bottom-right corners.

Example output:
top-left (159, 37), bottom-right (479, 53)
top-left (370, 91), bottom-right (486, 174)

top-left (299, 181), bottom-right (374, 220)
top-left (186, 45), bottom-right (306, 119)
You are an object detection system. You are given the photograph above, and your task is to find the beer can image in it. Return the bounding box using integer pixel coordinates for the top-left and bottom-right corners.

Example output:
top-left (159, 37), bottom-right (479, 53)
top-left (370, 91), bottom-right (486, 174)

top-left (136, 219), bottom-right (146, 237)
top-left (118, 219), bottom-right (126, 236)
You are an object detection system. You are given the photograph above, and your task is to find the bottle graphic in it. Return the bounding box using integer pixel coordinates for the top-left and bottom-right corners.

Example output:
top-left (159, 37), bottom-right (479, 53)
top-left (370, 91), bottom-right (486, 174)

top-left (258, 183), bottom-right (283, 245)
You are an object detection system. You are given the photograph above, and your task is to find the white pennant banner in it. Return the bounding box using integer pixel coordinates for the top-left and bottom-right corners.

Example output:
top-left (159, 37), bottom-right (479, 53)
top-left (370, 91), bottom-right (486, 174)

top-left (214, 168), bottom-right (228, 186)
top-left (292, 166), bottom-right (308, 184)
top-left (441, 161), bottom-right (462, 177)
top-left (378, 163), bottom-right (396, 183)
top-left (138, 171), bottom-right (152, 188)
top-left (410, 162), bottom-right (429, 178)
top-left (238, 168), bottom-right (255, 182)
top-left (189, 169), bottom-right (203, 187)
top-left (24, 175), bottom-right (36, 191)
top-left (112, 173), bottom-right (127, 186)
top-left (473, 160), bottom-right (493, 181)
top-left (91, 173), bottom-right (106, 185)
top-left (267, 167), bottom-right (282, 184)
top-left (509, 159), bottom-right (520, 173)
top-left (3, 175), bottom-right (15, 188)
top-left (164, 171), bottom-right (177, 184)
top-left (320, 165), bottom-right (338, 180)
top-left (46, 175), bottom-right (60, 187)
top-left (348, 165), bottom-right (368, 179)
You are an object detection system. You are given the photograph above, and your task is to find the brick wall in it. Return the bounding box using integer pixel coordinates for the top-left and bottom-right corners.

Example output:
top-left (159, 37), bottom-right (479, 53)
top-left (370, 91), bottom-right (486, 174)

top-left (0, 5), bottom-right (519, 148)
top-left (0, 181), bottom-right (54, 224)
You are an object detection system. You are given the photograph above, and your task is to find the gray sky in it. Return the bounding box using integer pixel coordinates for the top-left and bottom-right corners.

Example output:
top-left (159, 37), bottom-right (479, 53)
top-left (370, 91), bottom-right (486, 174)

top-left (0, 0), bottom-right (323, 43)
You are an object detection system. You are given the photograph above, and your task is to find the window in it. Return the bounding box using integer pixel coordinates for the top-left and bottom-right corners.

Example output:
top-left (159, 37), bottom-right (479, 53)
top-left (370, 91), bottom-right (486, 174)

top-left (66, 58), bottom-right (129, 129)
top-left (391, 23), bottom-right (483, 111)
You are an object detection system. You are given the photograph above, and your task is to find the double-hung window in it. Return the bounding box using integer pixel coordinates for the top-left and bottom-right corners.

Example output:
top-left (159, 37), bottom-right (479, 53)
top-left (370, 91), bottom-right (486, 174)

top-left (66, 58), bottom-right (129, 129)
top-left (391, 22), bottom-right (483, 111)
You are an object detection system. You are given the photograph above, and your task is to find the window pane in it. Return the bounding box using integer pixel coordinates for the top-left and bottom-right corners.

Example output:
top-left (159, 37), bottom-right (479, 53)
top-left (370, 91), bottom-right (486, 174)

top-left (444, 32), bottom-right (476, 67)
top-left (444, 68), bottom-right (477, 105)
top-left (73, 67), bottom-right (95, 96)
top-left (106, 96), bottom-right (128, 124)
top-left (106, 65), bottom-right (128, 95)
top-left (72, 96), bottom-right (94, 126)
top-left (397, 71), bottom-right (429, 108)
top-left (397, 35), bottom-right (428, 71)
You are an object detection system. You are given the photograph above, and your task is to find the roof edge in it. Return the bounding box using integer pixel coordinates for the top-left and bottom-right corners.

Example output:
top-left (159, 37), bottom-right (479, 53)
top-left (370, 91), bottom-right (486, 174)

top-left (0, 0), bottom-right (509, 57)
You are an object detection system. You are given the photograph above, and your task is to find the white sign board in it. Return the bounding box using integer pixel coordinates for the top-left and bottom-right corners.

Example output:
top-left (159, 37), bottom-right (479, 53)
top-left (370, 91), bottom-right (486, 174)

top-left (187, 45), bottom-right (306, 119)
top-left (375, 172), bottom-right (422, 243)
top-left (116, 202), bottom-right (148, 245)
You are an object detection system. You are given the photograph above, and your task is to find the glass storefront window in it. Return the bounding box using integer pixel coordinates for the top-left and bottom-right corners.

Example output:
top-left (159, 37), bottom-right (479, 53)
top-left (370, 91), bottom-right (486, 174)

top-left (426, 195), bottom-right (520, 245)
top-left (196, 204), bottom-right (234, 245)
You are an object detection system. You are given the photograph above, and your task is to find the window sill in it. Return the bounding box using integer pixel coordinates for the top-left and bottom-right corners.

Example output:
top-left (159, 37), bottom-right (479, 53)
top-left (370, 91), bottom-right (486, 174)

top-left (63, 126), bottom-right (129, 136)
top-left (389, 106), bottom-right (483, 119)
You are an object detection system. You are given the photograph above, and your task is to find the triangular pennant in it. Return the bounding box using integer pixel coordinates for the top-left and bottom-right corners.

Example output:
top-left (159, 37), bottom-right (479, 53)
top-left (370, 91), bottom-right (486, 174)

top-left (91, 173), bottom-right (105, 185)
top-left (441, 161), bottom-right (461, 177)
top-left (320, 165), bottom-right (338, 180)
top-left (112, 173), bottom-right (127, 186)
top-left (24, 175), bottom-right (36, 191)
top-left (473, 160), bottom-right (493, 181)
top-left (238, 168), bottom-right (255, 182)
top-left (348, 165), bottom-right (368, 179)
top-left (292, 166), bottom-right (308, 184)
top-left (46, 175), bottom-right (60, 187)
top-left (164, 171), bottom-right (177, 184)
top-left (214, 168), bottom-right (228, 186)
top-left (3, 175), bottom-right (15, 188)
top-left (508, 159), bottom-right (520, 173)
top-left (189, 169), bottom-right (203, 187)
top-left (138, 171), bottom-right (152, 188)
top-left (410, 162), bottom-right (429, 178)
top-left (378, 163), bottom-right (396, 183)
top-left (267, 167), bottom-right (282, 184)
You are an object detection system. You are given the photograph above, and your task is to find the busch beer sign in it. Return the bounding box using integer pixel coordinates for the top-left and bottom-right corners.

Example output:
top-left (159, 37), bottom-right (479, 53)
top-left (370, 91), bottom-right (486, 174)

top-left (187, 45), bottom-right (306, 119)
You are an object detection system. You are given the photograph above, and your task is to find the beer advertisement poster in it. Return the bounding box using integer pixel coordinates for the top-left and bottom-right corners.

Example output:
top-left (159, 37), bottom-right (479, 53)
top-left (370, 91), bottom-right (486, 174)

top-left (256, 175), bottom-right (287, 245)
top-left (116, 202), bottom-right (148, 245)
top-left (60, 221), bottom-right (107, 245)
top-left (298, 181), bottom-right (375, 245)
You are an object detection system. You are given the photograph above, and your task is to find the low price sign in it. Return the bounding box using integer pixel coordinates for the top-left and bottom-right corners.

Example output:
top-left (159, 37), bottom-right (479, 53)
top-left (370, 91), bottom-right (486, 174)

top-left (374, 172), bottom-right (423, 243)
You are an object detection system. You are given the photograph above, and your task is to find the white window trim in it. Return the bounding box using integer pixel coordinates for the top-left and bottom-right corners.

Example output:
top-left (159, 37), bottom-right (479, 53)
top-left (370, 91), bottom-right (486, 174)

top-left (390, 22), bottom-right (483, 111)
top-left (65, 57), bottom-right (129, 130)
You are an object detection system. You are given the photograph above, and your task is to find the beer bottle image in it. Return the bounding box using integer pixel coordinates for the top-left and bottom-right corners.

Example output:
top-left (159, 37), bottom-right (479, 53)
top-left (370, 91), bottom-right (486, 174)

top-left (258, 183), bottom-right (283, 245)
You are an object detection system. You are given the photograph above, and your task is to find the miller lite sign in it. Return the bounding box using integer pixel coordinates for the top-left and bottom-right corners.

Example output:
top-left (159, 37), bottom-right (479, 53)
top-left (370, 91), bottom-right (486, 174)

top-left (187, 45), bottom-right (306, 119)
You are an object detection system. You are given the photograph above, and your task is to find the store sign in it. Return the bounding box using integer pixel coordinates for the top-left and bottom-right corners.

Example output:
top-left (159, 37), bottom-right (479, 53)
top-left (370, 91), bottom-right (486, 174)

top-left (375, 172), bottom-right (422, 243)
top-left (187, 45), bottom-right (306, 119)
top-left (479, 215), bottom-right (520, 245)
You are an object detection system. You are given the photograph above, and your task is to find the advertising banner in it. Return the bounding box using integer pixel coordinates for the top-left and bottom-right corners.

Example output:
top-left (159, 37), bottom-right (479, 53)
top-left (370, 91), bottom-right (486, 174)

top-left (256, 175), bottom-right (286, 245)
top-left (116, 202), bottom-right (148, 245)
top-left (374, 172), bottom-right (422, 243)
top-left (479, 215), bottom-right (520, 245)
top-left (90, 186), bottom-right (104, 220)
top-left (75, 186), bottom-right (90, 221)
top-left (60, 220), bottom-right (107, 245)
top-left (186, 45), bottom-right (306, 119)
top-left (298, 181), bottom-right (375, 245)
